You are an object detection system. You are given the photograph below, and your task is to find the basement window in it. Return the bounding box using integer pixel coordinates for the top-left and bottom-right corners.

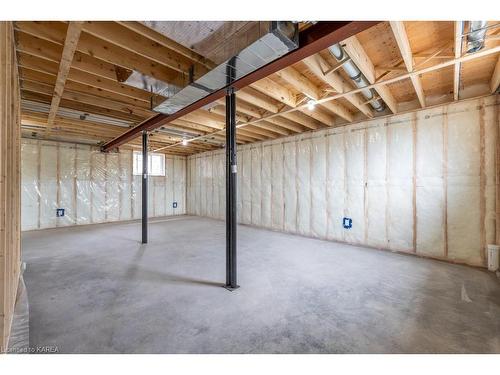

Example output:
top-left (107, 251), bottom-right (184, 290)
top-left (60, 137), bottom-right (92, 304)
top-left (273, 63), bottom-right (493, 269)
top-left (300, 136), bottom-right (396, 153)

top-left (133, 151), bottom-right (165, 177)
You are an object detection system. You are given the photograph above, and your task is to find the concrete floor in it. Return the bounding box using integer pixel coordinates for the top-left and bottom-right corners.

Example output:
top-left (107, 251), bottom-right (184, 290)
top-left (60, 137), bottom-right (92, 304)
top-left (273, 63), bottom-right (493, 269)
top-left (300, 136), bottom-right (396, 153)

top-left (22, 215), bottom-right (500, 353)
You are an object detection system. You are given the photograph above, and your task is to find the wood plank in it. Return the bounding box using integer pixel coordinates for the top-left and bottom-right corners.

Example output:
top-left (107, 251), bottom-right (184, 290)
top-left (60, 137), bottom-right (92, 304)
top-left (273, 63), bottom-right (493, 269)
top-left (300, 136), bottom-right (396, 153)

top-left (15, 22), bottom-right (188, 88)
top-left (46, 22), bottom-right (83, 134)
top-left (21, 80), bottom-right (152, 118)
top-left (342, 35), bottom-right (398, 114)
top-left (453, 21), bottom-right (463, 100)
top-left (21, 90), bottom-right (145, 123)
top-left (298, 106), bottom-right (335, 126)
top-left (279, 111), bottom-right (321, 130)
top-left (0, 21), bottom-right (22, 352)
top-left (389, 21), bottom-right (426, 108)
top-left (252, 121), bottom-right (290, 136)
top-left (250, 78), bottom-right (296, 108)
top-left (117, 21), bottom-right (214, 68)
top-left (263, 116), bottom-right (304, 133)
top-left (17, 52), bottom-right (158, 103)
top-left (275, 66), bottom-right (322, 100)
top-left (82, 21), bottom-right (209, 79)
top-left (389, 21), bottom-right (413, 71)
top-left (237, 89), bottom-right (280, 113)
top-left (19, 67), bottom-right (152, 109)
top-left (319, 101), bottom-right (354, 123)
top-left (303, 54), bottom-right (373, 118)
top-left (15, 29), bottom-right (121, 82)
top-left (490, 55), bottom-right (500, 94)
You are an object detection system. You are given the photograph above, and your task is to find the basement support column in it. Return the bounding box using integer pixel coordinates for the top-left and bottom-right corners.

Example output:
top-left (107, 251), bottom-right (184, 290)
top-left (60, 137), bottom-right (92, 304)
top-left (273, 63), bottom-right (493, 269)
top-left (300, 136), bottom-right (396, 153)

top-left (142, 130), bottom-right (148, 244)
top-left (224, 57), bottom-right (239, 290)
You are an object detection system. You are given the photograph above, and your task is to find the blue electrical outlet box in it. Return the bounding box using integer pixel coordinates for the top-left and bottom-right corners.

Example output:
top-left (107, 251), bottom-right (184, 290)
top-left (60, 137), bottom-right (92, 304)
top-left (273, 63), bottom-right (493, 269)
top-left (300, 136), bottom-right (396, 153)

top-left (56, 208), bottom-right (65, 217)
top-left (343, 217), bottom-right (352, 229)
top-left (173, 202), bottom-right (178, 209)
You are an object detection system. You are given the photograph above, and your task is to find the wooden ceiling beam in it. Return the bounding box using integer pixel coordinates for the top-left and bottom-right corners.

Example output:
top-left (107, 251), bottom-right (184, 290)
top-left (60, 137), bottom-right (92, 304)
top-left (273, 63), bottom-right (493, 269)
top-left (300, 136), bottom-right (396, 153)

top-left (15, 21), bottom-right (188, 88)
top-left (21, 80), bottom-right (152, 118)
top-left (263, 116), bottom-right (305, 133)
top-left (21, 90), bottom-right (145, 122)
top-left (17, 52), bottom-right (155, 102)
top-left (102, 21), bottom-right (381, 152)
top-left (45, 21), bottom-right (83, 135)
top-left (215, 99), bottom-right (264, 119)
top-left (15, 30), bottom-right (128, 82)
top-left (169, 119), bottom-right (256, 143)
top-left (19, 67), bottom-right (153, 110)
top-left (318, 101), bottom-right (354, 123)
top-left (207, 105), bottom-right (277, 141)
top-left (237, 89), bottom-right (280, 114)
top-left (453, 21), bottom-right (463, 101)
top-left (81, 21), bottom-right (209, 79)
top-left (279, 111), bottom-right (322, 130)
top-left (303, 54), bottom-right (373, 118)
top-left (341, 35), bottom-right (398, 114)
top-left (182, 111), bottom-right (225, 130)
top-left (389, 21), bottom-right (426, 108)
top-left (116, 21), bottom-right (214, 68)
top-left (275, 66), bottom-right (322, 101)
top-left (208, 104), bottom-right (249, 123)
top-left (244, 125), bottom-right (279, 139)
top-left (490, 55), bottom-right (500, 94)
top-left (238, 88), bottom-right (320, 129)
top-left (76, 32), bottom-right (187, 88)
top-left (298, 106), bottom-right (336, 126)
top-left (231, 44), bottom-right (500, 138)
top-left (250, 77), bottom-right (297, 108)
top-left (252, 121), bottom-right (290, 137)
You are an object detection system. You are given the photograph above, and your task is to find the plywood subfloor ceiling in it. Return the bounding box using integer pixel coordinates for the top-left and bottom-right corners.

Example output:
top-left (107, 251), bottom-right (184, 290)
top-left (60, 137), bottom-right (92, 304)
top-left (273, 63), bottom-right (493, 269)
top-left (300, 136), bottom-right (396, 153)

top-left (14, 21), bottom-right (500, 156)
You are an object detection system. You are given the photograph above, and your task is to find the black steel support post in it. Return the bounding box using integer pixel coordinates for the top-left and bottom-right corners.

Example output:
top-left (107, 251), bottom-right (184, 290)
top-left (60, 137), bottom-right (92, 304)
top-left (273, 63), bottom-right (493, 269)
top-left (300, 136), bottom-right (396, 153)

top-left (224, 87), bottom-right (238, 290)
top-left (142, 130), bottom-right (148, 244)
top-left (224, 57), bottom-right (239, 290)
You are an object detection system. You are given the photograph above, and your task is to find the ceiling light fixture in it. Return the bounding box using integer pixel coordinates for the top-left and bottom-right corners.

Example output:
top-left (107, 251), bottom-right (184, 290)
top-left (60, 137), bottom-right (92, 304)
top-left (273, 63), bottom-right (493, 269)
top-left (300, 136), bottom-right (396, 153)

top-left (182, 139), bottom-right (188, 146)
top-left (307, 99), bottom-right (317, 110)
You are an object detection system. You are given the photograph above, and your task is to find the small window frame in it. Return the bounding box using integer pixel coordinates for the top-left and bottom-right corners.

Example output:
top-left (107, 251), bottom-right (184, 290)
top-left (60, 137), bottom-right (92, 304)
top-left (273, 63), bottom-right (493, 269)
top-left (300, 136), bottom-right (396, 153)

top-left (133, 151), bottom-right (165, 177)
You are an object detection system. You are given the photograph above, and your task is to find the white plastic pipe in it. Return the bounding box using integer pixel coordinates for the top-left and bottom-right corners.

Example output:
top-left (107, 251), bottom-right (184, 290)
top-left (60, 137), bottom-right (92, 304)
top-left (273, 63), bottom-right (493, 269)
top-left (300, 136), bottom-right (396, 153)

top-left (487, 244), bottom-right (499, 271)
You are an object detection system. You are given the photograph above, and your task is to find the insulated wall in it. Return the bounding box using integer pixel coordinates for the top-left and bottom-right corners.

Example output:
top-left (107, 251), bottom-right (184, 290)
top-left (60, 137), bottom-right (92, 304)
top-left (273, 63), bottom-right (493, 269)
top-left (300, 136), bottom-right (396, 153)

top-left (187, 96), bottom-right (499, 267)
top-left (21, 139), bottom-right (187, 231)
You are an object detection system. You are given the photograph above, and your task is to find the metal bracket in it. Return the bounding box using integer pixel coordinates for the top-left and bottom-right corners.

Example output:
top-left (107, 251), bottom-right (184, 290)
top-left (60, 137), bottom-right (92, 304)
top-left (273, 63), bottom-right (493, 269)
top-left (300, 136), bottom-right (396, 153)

top-left (222, 284), bottom-right (240, 292)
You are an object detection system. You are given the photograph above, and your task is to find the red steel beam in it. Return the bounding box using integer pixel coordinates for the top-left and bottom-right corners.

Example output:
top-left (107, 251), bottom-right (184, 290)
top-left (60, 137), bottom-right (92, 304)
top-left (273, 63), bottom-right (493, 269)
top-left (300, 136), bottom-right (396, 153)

top-left (102, 21), bottom-right (380, 152)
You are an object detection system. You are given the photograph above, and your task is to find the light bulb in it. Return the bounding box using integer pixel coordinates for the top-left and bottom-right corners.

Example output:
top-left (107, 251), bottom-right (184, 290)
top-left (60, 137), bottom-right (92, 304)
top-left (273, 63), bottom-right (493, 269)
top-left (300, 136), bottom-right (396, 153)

top-left (307, 99), bottom-right (316, 110)
top-left (182, 139), bottom-right (188, 146)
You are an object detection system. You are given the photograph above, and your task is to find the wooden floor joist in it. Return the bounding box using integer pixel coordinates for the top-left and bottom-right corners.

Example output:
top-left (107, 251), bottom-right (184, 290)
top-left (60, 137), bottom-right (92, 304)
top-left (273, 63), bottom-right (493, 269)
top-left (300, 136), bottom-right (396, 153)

top-left (45, 21), bottom-right (83, 135)
top-left (390, 21), bottom-right (426, 108)
top-left (8, 21), bottom-right (499, 156)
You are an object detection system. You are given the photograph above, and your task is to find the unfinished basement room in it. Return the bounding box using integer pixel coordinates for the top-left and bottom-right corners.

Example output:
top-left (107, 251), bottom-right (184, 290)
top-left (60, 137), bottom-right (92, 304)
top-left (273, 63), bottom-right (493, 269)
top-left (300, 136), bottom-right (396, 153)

top-left (1, 6), bottom-right (500, 360)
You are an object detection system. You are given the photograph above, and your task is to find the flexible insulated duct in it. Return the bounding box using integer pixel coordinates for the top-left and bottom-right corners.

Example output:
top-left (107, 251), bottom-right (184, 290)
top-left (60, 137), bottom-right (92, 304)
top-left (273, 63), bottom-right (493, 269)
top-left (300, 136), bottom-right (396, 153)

top-left (328, 43), bottom-right (385, 112)
top-left (466, 21), bottom-right (488, 53)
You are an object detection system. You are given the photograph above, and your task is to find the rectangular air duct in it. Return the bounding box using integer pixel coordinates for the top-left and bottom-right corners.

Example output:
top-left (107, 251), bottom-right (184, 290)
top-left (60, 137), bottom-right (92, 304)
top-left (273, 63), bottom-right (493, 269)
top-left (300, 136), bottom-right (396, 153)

top-left (153, 21), bottom-right (299, 115)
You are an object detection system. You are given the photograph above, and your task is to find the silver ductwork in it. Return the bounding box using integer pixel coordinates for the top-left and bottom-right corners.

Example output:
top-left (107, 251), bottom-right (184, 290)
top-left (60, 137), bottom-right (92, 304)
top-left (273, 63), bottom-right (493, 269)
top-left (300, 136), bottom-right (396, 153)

top-left (153, 22), bottom-right (299, 115)
top-left (122, 70), bottom-right (178, 98)
top-left (466, 21), bottom-right (488, 53)
top-left (328, 43), bottom-right (385, 112)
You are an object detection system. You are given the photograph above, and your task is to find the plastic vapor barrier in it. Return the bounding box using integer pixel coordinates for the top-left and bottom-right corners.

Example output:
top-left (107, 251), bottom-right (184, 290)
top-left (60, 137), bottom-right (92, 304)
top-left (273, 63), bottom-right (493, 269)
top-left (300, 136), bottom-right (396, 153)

top-left (21, 139), bottom-right (186, 231)
top-left (187, 96), bottom-right (499, 267)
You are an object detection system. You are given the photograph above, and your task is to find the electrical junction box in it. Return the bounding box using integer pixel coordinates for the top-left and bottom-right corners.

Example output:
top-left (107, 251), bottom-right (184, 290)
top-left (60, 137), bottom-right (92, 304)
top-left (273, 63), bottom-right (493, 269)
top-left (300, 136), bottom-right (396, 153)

top-left (343, 217), bottom-right (352, 229)
top-left (56, 208), bottom-right (65, 217)
top-left (173, 202), bottom-right (177, 209)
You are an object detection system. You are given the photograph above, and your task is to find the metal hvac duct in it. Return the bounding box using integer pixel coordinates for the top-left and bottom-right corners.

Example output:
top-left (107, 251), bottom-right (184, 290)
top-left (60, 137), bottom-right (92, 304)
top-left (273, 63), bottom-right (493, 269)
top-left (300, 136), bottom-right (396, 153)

top-left (466, 21), bottom-right (488, 53)
top-left (153, 22), bottom-right (299, 115)
top-left (328, 43), bottom-right (385, 112)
